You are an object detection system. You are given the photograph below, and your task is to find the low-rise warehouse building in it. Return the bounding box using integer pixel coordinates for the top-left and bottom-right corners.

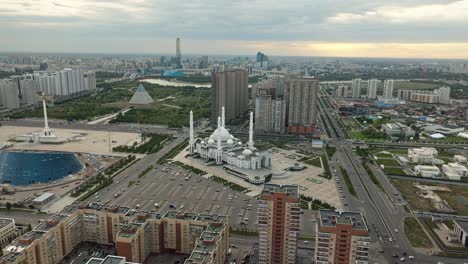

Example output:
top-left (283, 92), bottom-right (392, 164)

top-left (454, 220), bottom-right (468, 247)
top-left (408, 147), bottom-right (438, 164)
top-left (382, 122), bottom-right (416, 140)
top-left (442, 163), bottom-right (468, 181)
top-left (32, 192), bottom-right (55, 205)
top-left (415, 165), bottom-right (440, 178)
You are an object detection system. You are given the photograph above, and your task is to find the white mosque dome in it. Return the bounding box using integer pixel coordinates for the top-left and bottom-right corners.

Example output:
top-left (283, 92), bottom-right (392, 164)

top-left (242, 149), bottom-right (253, 156)
top-left (238, 141), bottom-right (242, 145)
top-left (201, 140), bottom-right (206, 144)
top-left (227, 139), bottom-right (234, 145)
top-left (208, 138), bottom-right (215, 145)
top-left (211, 126), bottom-right (231, 142)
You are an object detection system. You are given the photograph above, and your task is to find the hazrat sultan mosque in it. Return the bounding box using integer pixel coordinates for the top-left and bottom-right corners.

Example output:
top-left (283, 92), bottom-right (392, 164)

top-left (188, 107), bottom-right (272, 184)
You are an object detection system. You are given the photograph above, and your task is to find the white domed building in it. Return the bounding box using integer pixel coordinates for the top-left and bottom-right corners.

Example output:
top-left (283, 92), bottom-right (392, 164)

top-left (189, 107), bottom-right (272, 184)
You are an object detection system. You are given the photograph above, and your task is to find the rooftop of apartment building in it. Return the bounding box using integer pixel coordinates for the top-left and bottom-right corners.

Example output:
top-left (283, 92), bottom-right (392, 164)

top-left (319, 210), bottom-right (368, 231)
top-left (35, 214), bottom-right (69, 232)
top-left (86, 255), bottom-right (138, 264)
top-left (261, 183), bottom-right (299, 199)
top-left (1, 201), bottom-right (229, 264)
top-left (0, 218), bottom-right (14, 229)
top-left (184, 230), bottom-right (222, 264)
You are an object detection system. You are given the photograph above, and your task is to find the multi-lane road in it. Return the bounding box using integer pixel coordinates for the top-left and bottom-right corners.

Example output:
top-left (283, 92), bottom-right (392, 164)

top-left (319, 89), bottom-right (462, 264)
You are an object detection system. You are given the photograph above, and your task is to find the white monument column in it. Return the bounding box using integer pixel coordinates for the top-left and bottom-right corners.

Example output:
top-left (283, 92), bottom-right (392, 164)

top-left (42, 99), bottom-right (50, 136)
top-left (189, 110), bottom-right (194, 154)
top-left (221, 106), bottom-right (225, 127)
top-left (248, 111), bottom-right (254, 149)
top-left (216, 116), bottom-right (223, 164)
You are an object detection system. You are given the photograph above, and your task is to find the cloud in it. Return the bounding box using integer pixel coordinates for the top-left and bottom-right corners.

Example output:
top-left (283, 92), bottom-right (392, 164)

top-left (328, 0), bottom-right (468, 24)
top-left (0, 0), bottom-right (468, 57)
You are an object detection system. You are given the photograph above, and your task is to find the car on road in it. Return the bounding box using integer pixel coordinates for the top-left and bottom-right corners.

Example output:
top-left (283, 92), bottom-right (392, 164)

top-left (408, 256), bottom-right (415, 259)
top-left (400, 257), bottom-right (405, 262)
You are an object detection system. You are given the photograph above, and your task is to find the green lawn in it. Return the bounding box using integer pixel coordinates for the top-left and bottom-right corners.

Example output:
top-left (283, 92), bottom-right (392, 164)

top-left (383, 167), bottom-right (407, 175)
top-left (350, 131), bottom-right (367, 140)
top-left (404, 217), bottom-right (433, 248)
top-left (377, 158), bottom-right (401, 167)
top-left (303, 157), bottom-right (322, 168)
top-left (340, 166), bottom-right (358, 198)
top-left (375, 152), bottom-right (393, 158)
top-left (388, 149), bottom-right (409, 155)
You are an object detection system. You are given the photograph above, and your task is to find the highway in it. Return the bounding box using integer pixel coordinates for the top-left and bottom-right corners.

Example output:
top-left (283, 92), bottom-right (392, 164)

top-left (318, 88), bottom-right (462, 264)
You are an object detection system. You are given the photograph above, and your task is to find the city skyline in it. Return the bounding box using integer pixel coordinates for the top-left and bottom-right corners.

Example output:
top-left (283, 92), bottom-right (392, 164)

top-left (1, 0), bottom-right (468, 58)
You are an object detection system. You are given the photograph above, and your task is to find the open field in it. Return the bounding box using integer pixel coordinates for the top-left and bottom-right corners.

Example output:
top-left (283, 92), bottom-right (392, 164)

top-left (395, 81), bottom-right (440, 90)
top-left (404, 217), bottom-right (434, 248)
top-left (392, 179), bottom-right (468, 215)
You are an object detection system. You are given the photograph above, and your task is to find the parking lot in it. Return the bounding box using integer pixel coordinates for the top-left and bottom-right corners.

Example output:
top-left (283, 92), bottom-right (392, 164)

top-left (106, 163), bottom-right (260, 230)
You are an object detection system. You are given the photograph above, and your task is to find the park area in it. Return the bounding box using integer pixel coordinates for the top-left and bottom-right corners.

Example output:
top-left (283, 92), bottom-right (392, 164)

top-left (10, 80), bottom-right (211, 128)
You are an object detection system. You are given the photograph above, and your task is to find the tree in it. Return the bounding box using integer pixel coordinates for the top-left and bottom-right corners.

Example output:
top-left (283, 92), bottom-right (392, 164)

top-left (6, 202), bottom-right (12, 210)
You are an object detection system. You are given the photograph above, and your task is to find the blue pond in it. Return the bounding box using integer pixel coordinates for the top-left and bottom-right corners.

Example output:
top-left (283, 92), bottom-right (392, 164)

top-left (0, 151), bottom-right (82, 186)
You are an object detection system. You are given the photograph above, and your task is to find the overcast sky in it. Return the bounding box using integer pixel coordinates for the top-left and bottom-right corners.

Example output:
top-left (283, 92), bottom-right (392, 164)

top-left (2, 0), bottom-right (468, 58)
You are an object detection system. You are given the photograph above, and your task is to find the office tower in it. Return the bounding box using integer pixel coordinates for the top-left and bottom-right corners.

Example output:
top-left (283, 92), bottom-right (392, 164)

top-left (286, 77), bottom-right (319, 134)
top-left (200, 56), bottom-right (209, 68)
top-left (176, 38), bottom-right (182, 68)
top-left (255, 51), bottom-right (269, 70)
top-left (336, 85), bottom-right (349, 98)
top-left (351, 78), bottom-right (362, 98)
top-left (383, 79), bottom-right (394, 99)
top-left (435, 86), bottom-right (451, 104)
top-left (315, 210), bottom-right (370, 264)
top-left (258, 184), bottom-right (300, 264)
top-left (211, 70), bottom-right (248, 126)
top-left (367, 79), bottom-right (378, 99)
top-left (39, 62), bottom-right (48, 71)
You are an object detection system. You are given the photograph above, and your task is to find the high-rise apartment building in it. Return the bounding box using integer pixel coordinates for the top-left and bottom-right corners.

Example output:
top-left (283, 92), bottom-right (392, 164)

top-left (286, 77), bottom-right (319, 134)
top-left (1, 203), bottom-right (229, 264)
top-left (383, 79), bottom-right (394, 99)
top-left (254, 79), bottom-right (287, 133)
top-left (397, 87), bottom-right (451, 104)
top-left (351, 78), bottom-right (362, 98)
top-left (258, 184), bottom-right (301, 264)
top-left (315, 210), bottom-right (370, 264)
top-left (211, 70), bottom-right (248, 126)
top-left (435, 86), bottom-right (451, 104)
top-left (31, 69), bottom-right (96, 97)
top-left (367, 79), bottom-right (378, 99)
top-left (336, 85), bottom-right (349, 98)
top-left (0, 79), bottom-right (20, 109)
top-left (0, 76), bottom-right (38, 110)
